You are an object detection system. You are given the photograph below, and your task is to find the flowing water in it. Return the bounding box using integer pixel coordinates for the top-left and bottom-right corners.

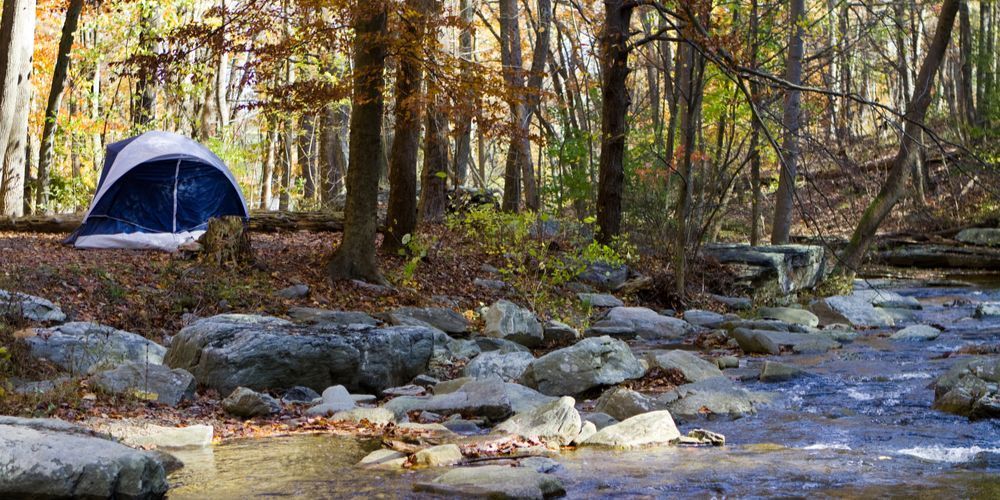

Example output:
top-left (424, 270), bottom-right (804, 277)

top-left (167, 282), bottom-right (1000, 498)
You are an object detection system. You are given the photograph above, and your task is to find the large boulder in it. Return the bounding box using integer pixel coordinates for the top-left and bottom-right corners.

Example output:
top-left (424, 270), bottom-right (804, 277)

top-left (758, 307), bottom-right (819, 328)
top-left (463, 351), bottom-right (535, 382)
top-left (222, 387), bottom-right (280, 418)
top-left (701, 244), bottom-right (826, 295)
top-left (90, 362), bottom-right (196, 406)
top-left (415, 465), bottom-right (565, 499)
top-left (577, 262), bottom-right (629, 291)
top-left (932, 357), bottom-right (1000, 420)
top-left (0, 290), bottom-right (66, 323)
top-left (592, 387), bottom-right (660, 421)
top-left (657, 377), bottom-right (768, 420)
top-left (385, 307), bottom-right (470, 334)
top-left (975, 303), bottom-right (1000, 318)
top-left (955, 228), bottom-right (1000, 247)
top-left (482, 300), bottom-right (544, 347)
top-left (810, 294), bottom-right (895, 328)
top-left (519, 336), bottom-right (645, 396)
top-left (26, 322), bottom-right (166, 374)
top-left (601, 307), bottom-right (695, 340)
top-left (646, 350), bottom-right (724, 383)
top-left (385, 378), bottom-right (555, 422)
top-left (730, 328), bottom-right (840, 355)
top-left (164, 314), bottom-right (441, 395)
top-left (889, 324), bottom-right (941, 341)
top-left (0, 417), bottom-right (169, 498)
top-left (581, 410), bottom-right (680, 449)
top-left (494, 396), bottom-right (582, 446)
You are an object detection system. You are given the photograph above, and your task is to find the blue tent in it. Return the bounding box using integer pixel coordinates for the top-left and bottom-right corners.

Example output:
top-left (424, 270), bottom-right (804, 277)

top-left (67, 131), bottom-right (249, 251)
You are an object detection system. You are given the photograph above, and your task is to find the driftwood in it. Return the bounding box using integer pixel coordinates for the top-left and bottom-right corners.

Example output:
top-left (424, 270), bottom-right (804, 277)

top-left (0, 211), bottom-right (347, 235)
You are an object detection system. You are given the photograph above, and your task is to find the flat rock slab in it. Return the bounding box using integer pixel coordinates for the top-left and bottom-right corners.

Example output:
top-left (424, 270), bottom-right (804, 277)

top-left (701, 244), bottom-right (826, 295)
top-left (415, 465), bottom-right (566, 499)
top-left (603, 307), bottom-right (696, 340)
top-left (287, 308), bottom-right (378, 326)
top-left (98, 421), bottom-right (213, 449)
top-left (0, 417), bottom-right (169, 498)
top-left (0, 290), bottom-right (66, 323)
top-left (955, 228), bottom-right (1000, 247)
top-left (811, 295), bottom-right (895, 328)
top-left (578, 293), bottom-right (624, 308)
top-left (731, 328), bottom-right (840, 355)
top-left (890, 324), bottom-right (941, 341)
top-left (27, 322), bottom-right (166, 374)
top-left (581, 410), bottom-right (680, 449)
top-left (646, 350), bottom-right (724, 383)
top-left (90, 362), bottom-right (196, 406)
top-left (657, 377), bottom-right (770, 420)
top-left (463, 350), bottom-right (535, 382)
top-left (164, 314), bottom-right (441, 395)
top-left (385, 306), bottom-right (470, 334)
top-left (385, 378), bottom-right (555, 422)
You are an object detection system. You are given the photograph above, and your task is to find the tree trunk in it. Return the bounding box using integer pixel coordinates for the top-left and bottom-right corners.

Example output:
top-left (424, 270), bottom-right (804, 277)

top-left (595, 0), bottom-right (634, 243)
top-left (319, 104), bottom-right (345, 206)
top-left (770, 0), bottom-right (804, 244)
top-left (419, 83), bottom-right (449, 224)
top-left (260, 120), bottom-right (276, 210)
top-left (133, 4), bottom-right (159, 128)
top-left (748, 0), bottom-right (763, 246)
top-left (958, 1), bottom-right (975, 125)
top-left (300, 113), bottom-right (317, 200)
top-left (327, 1), bottom-right (388, 284)
top-left (36, 0), bottom-right (84, 212)
top-left (672, 35), bottom-right (706, 296)
top-left (384, 0), bottom-right (431, 253)
top-left (0, 0), bottom-right (35, 218)
top-left (837, 0), bottom-right (960, 276)
top-left (451, 0), bottom-right (475, 188)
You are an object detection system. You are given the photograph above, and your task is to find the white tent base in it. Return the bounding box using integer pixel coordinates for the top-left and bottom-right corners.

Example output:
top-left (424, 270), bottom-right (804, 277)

top-left (74, 231), bottom-right (206, 252)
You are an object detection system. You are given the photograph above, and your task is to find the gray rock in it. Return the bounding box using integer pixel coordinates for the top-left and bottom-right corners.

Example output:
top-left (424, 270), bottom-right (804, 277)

top-left (386, 306), bottom-right (470, 334)
top-left (463, 351), bottom-right (535, 382)
top-left (0, 417), bottom-right (169, 498)
top-left (932, 357), bottom-right (1000, 419)
top-left (577, 262), bottom-right (629, 291)
top-left (682, 309), bottom-right (726, 327)
top-left (581, 410), bottom-right (680, 449)
top-left (434, 377), bottom-right (473, 395)
top-left (810, 294), bottom-right (895, 328)
top-left (716, 356), bottom-right (740, 369)
top-left (542, 320), bottom-right (579, 344)
top-left (494, 396), bottom-right (582, 446)
top-left (281, 386), bottom-right (321, 404)
top-left (975, 302), bottom-right (1000, 318)
top-left (759, 361), bottom-right (807, 382)
top-left (385, 378), bottom-right (555, 422)
top-left (99, 421), bottom-right (213, 449)
top-left (890, 324), bottom-right (941, 341)
top-left (578, 293), bottom-right (624, 308)
top-left (275, 284), bottom-right (309, 299)
top-left (482, 300), bottom-right (544, 347)
top-left (474, 337), bottom-right (531, 354)
top-left (582, 412), bottom-right (619, 430)
top-left (26, 322), bottom-right (166, 374)
top-left (473, 278), bottom-right (508, 289)
top-left (90, 362), bottom-right (196, 406)
top-left (593, 387), bottom-right (660, 421)
top-left (646, 350), bottom-right (724, 383)
top-left (0, 290), bottom-right (66, 323)
top-left (604, 307), bottom-right (696, 340)
top-left (758, 307), bottom-right (819, 328)
top-left (331, 407), bottom-right (396, 426)
top-left (573, 421), bottom-right (598, 445)
top-left (519, 456), bottom-right (562, 473)
top-left (307, 385), bottom-right (356, 416)
top-left (412, 374), bottom-right (440, 388)
top-left (442, 419), bottom-right (481, 434)
top-left (955, 228), bottom-right (1000, 247)
top-left (584, 319), bottom-right (640, 339)
top-left (709, 294), bottom-right (752, 310)
top-left (719, 319), bottom-right (813, 333)
top-left (412, 444), bottom-right (463, 467)
top-left (359, 449), bottom-right (407, 468)
top-left (731, 328), bottom-right (840, 355)
top-left (416, 465), bottom-right (565, 499)
top-left (287, 308), bottom-right (377, 326)
top-left (701, 244), bottom-right (826, 295)
top-left (222, 387), bottom-right (280, 418)
top-left (164, 314), bottom-right (441, 395)
top-left (657, 377), bottom-right (768, 420)
top-left (519, 336), bottom-right (645, 396)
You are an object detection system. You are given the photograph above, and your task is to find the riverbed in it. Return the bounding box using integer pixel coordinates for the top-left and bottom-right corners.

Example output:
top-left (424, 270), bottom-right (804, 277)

top-left (167, 281), bottom-right (1000, 498)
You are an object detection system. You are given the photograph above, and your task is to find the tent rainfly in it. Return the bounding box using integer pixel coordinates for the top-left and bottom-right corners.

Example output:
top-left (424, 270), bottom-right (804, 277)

top-left (66, 131), bottom-right (249, 251)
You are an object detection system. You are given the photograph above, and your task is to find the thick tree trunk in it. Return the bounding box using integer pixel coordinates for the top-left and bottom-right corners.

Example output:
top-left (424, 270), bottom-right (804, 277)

top-left (595, 0), bottom-right (634, 243)
top-left (672, 39), bottom-right (705, 296)
top-left (0, 0), bottom-right (35, 218)
top-left (327, 1), bottom-right (388, 284)
top-left (770, 0), bottom-right (804, 244)
top-left (837, 0), bottom-right (960, 276)
top-left (748, 0), bottom-right (763, 246)
top-left (36, 0), bottom-right (84, 212)
top-left (958, 1), bottom-right (975, 125)
top-left (419, 85), bottom-right (449, 224)
top-left (319, 104), bottom-right (345, 206)
top-left (384, 0), bottom-right (430, 253)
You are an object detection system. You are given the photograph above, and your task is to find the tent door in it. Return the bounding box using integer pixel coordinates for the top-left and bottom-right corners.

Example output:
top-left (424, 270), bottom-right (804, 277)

top-left (172, 158), bottom-right (181, 233)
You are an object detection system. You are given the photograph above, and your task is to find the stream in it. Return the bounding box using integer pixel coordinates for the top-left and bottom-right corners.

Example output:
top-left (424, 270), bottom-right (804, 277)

top-left (167, 280), bottom-right (1000, 498)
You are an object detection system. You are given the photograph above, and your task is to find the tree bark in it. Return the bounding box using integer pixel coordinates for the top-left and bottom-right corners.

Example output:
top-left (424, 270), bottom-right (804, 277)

top-left (133, 4), bottom-right (159, 128)
top-left (319, 104), bottom-right (346, 206)
top-left (836, 0), bottom-right (960, 276)
top-left (327, 1), bottom-right (388, 284)
top-left (595, 0), bottom-right (634, 243)
top-left (672, 33), bottom-right (705, 296)
top-left (260, 119), bottom-right (277, 210)
top-left (770, 0), bottom-right (804, 244)
top-left (384, 0), bottom-right (431, 253)
top-left (36, 0), bottom-right (84, 212)
top-left (451, 0), bottom-right (475, 188)
top-left (419, 82), bottom-right (449, 224)
top-left (0, 0), bottom-right (35, 218)
top-left (958, 1), bottom-right (975, 125)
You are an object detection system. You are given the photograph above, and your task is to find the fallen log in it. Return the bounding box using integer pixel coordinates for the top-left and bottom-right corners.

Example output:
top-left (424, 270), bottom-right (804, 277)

top-left (803, 147), bottom-right (960, 181)
top-left (0, 211), bottom-right (348, 235)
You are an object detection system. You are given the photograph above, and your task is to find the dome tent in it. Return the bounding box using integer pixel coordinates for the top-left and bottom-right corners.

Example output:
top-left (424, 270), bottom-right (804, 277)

top-left (66, 131), bottom-right (249, 251)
